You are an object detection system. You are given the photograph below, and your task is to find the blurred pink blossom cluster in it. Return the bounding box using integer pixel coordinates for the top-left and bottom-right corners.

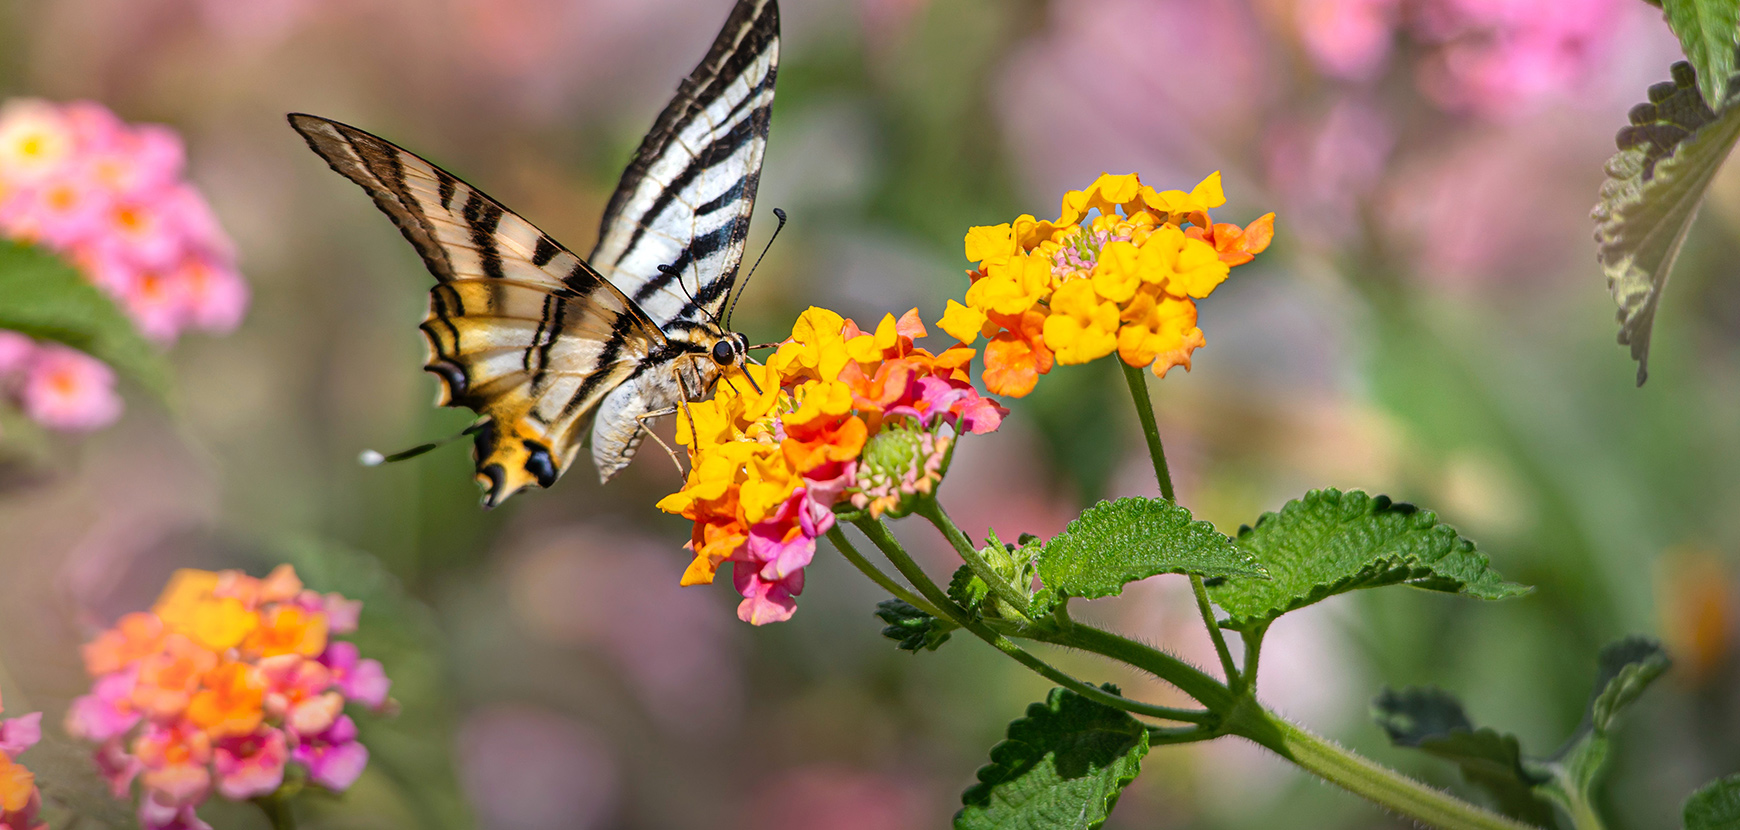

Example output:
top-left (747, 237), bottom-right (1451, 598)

top-left (1297, 0), bottom-right (1625, 116)
top-left (66, 566), bottom-right (391, 830)
top-left (0, 331), bottom-right (123, 432)
top-left (0, 98), bottom-right (247, 343)
top-left (0, 693), bottom-right (45, 830)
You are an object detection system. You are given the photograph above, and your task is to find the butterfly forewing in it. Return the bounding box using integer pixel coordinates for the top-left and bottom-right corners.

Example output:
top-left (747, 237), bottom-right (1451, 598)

top-left (589, 0), bottom-right (779, 332)
top-left (289, 114), bottom-right (665, 505)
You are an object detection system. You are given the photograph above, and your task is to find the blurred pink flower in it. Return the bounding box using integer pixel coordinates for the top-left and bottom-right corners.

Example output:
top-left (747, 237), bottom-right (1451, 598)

top-left (20, 344), bottom-right (123, 432)
top-left (1411, 0), bottom-right (1624, 118)
top-left (0, 333), bottom-right (33, 378)
top-left (138, 797), bottom-right (211, 830)
top-left (0, 98), bottom-right (246, 347)
top-left (211, 728), bottom-right (287, 800)
top-left (290, 714), bottom-right (367, 792)
top-left (94, 738), bottom-right (143, 799)
top-left (317, 641), bottom-right (391, 711)
top-left (67, 666), bottom-right (144, 743)
top-left (1297, 0), bottom-right (1398, 81)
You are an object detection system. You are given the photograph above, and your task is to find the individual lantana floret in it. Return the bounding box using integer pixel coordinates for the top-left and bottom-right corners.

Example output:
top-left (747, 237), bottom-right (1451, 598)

top-left (658, 307), bottom-right (1006, 625)
top-left (0, 693), bottom-right (46, 830)
top-left (67, 565), bottom-right (391, 830)
top-left (940, 172), bottom-right (1274, 397)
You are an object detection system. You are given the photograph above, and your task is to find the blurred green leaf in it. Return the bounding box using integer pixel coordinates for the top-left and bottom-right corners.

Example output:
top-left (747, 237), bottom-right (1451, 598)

top-left (1373, 687), bottom-right (1557, 826)
top-left (268, 539), bottom-right (473, 830)
top-left (1587, 636), bottom-right (1671, 735)
top-left (1032, 497), bottom-right (1262, 614)
top-left (957, 685), bottom-right (1149, 830)
top-left (1685, 774), bottom-right (1740, 830)
top-left (1375, 637), bottom-right (1671, 829)
top-left (1662, 0), bottom-right (1739, 109)
top-left (875, 598), bottom-right (955, 651)
top-left (1594, 60), bottom-right (1740, 385)
top-left (0, 239), bottom-right (171, 398)
top-left (1209, 489), bottom-right (1527, 632)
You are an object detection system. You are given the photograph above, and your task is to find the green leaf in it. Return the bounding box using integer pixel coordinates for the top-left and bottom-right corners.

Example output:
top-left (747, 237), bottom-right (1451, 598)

top-left (0, 239), bottom-right (172, 397)
top-left (957, 685), bottom-right (1150, 830)
top-left (1587, 636), bottom-right (1671, 735)
top-left (1208, 489), bottom-right (1527, 632)
top-left (1372, 687), bottom-right (1557, 826)
top-left (949, 563), bottom-right (991, 613)
top-left (1033, 497), bottom-right (1263, 613)
top-left (875, 598), bottom-right (955, 651)
top-left (1594, 60), bottom-right (1740, 385)
top-left (1663, 0), bottom-right (1740, 109)
top-left (1685, 774), bottom-right (1740, 830)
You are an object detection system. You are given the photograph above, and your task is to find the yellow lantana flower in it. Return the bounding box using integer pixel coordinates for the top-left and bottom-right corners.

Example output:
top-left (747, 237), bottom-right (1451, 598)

top-left (942, 170), bottom-right (1273, 397)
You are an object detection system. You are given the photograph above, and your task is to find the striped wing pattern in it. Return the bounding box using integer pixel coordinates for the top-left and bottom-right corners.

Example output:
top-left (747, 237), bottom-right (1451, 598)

top-left (289, 114), bottom-right (666, 506)
top-left (589, 0), bottom-right (779, 333)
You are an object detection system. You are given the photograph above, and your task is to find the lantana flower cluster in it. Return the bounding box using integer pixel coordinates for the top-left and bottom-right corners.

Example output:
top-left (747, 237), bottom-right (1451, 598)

top-left (0, 694), bottom-right (45, 830)
top-left (0, 331), bottom-right (122, 433)
top-left (67, 566), bottom-right (391, 830)
top-left (658, 308), bottom-right (1006, 625)
top-left (0, 99), bottom-right (247, 344)
top-left (938, 172), bottom-right (1273, 398)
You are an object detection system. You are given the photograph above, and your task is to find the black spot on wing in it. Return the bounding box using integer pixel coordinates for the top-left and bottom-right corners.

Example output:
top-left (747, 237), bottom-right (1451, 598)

top-left (438, 173), bottom-right (457, 210)
top-left (630, 223), bottom-right (734, 305)
top-left (562, 311), bottom-right (641, 421)
top-left (523, 440), bottom-right (557, 488)
top-left (463, 191), bottom-right (506, 280)
top-left (532, 236), bottom-right (560, 267)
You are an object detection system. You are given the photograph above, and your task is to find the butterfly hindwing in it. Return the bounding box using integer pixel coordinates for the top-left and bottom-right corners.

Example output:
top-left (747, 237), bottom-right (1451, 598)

top-left (289, 114), bottom-right (665, 505)
top-left (588, 0), bottom-right (779, 332)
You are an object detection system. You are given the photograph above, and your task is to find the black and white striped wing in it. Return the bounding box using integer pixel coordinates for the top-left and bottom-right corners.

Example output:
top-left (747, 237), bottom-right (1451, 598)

top-left (289, 113), bottom-right (665, 506)
top-left (588, 0), bottom-right (779, 332)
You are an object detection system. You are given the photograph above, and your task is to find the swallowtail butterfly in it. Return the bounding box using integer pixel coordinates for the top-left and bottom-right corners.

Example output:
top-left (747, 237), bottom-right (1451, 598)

top-left (289, 0), bottom-right (778, 506)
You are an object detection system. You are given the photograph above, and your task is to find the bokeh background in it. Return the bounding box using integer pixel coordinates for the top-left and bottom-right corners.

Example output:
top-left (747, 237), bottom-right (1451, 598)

top-left (1, 0), bottom-right (1737, 827)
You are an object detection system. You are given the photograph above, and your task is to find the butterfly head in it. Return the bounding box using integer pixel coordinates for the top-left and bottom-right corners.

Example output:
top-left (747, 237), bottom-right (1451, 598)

top-left (710, 331), bottom-right (750, 368)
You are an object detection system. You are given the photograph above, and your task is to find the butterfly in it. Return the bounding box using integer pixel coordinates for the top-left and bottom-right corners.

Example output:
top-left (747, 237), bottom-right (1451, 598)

top-left (288, 0), bottom-right (779, 507)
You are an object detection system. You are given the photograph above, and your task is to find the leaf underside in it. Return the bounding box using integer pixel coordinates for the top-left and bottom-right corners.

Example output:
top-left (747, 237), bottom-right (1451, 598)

top-left (1207, 489), bottom-right (1527, 632)
top-left (1372, 687), bottom-right (1556, 826)
top-left (0, 239), bottom-right (172, 397)
top-left (1593, 58), bottom-right (1740, 385)
top-left (874, 598), bottom-right (954, 652)
top-left (1586, 636), bottom-right (1671, 735)
top-left (957, 686), bottom-right (1149, 830)
top-left (1033, 497), bottom-right (1264, 614)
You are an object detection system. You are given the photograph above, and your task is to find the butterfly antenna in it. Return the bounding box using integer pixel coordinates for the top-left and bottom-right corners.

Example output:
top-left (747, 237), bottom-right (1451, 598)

top-left (659, 264), bottom-right (722, 327)
top-left (725, 208), bottom-right (786, 329)
top-left (360, 422), bottom-right (484, 466)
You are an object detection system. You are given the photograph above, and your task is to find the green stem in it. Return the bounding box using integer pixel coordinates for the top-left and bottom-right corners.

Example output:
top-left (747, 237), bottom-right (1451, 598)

top-left (1030, 619), bottom-right (1233, 712)
top-left (825, 525), bottom-right (945, 619)
top-left (254, 794), bottom-right (297, 830)
top-left (1239, 623), bottom-right (1269, 695)
top-left (1120, 361), bottom-right (1175, 501)
top-left (1191, 574), bottom-right (1240, 687)
top-left (913, 498), bottom-right (1033, 620)
top-left (1225, 706), bottom-right (1538, 830)
top-left (849, 517), bottom-right (1210, 725)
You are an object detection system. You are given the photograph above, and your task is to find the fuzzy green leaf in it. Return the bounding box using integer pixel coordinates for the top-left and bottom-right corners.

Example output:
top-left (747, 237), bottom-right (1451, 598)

top-left (1587, 636), bottom-right (1671, 735)
top-left (1594, 60), bottom-right (1740, 385)
top-left (875, 598), bottom-right (955, 652)
top-left (957, 686), bottom-right (1149, 830)
top-left (0, 239), bottom-right (172, 397)
top-left (1685, 774), bottom-right (1740, 830)
top-left (1033, 497), bottom-right (1263, 613)
top-left (1663, 0), bottom-right (1740, 109)
top-left (1208, 489), bottom-right (1527, 632)
top-left (1373, 687), bottom-right (1557, 826)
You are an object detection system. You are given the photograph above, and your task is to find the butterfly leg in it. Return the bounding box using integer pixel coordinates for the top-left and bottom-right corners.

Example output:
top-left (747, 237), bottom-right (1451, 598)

top-left (633, 406), bottom-right (685, 476)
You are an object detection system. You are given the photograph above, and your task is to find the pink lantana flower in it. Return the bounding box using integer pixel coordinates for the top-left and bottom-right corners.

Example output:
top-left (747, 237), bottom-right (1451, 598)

top-left (318, 642), bottom-right (391, 710)
top-left (292, 715), bottom-right (368, 792)
top-left (212, 727), bottom-right (288, 800)
top-left (18, 343), bottom-right (123, 431)
top-left (66, 666), bottom-right (144, 742)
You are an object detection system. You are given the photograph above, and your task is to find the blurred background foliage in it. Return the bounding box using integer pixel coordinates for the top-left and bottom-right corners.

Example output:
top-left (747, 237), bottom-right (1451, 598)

top-left (0, 0), bottom-right (1736, 827)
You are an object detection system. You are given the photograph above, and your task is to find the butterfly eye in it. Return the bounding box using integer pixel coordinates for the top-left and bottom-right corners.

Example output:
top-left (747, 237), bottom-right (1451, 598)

top-left (711, 339), bottom-right (736, 365)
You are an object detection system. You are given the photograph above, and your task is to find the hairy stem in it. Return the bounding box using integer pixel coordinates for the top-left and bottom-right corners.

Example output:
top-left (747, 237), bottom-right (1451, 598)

top-left (1225, 705), bottom-right (1538, 830)
top-left (913, 497), bottom-right (1033, 620)
top-left (1191, 574), bottom-right (1240, 686)
top-left (825, 524), bottom-right (944, 619)
top-left (849, 517), bottom-right (1210, 724)
top-left (1120, 361), bottom-right (1175, 501)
